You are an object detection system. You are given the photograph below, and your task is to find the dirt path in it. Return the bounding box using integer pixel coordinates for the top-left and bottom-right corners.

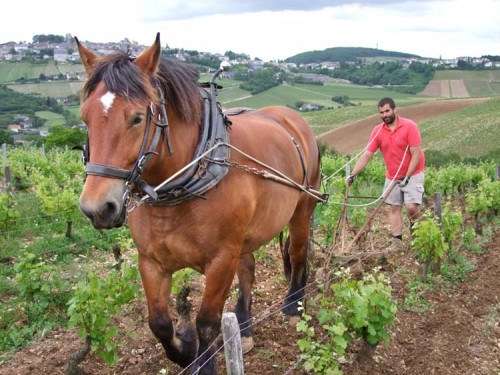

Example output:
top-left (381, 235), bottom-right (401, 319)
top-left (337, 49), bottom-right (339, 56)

top-left (316, 98), bottom-right (487, 154)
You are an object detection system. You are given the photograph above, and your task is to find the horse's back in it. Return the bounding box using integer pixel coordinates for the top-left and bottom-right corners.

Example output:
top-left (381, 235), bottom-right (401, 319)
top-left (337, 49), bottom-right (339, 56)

top-left (228, 105), bottom-right (320, 187)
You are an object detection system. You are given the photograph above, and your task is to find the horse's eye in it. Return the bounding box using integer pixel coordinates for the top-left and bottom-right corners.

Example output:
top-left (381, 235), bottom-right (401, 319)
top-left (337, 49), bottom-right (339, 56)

top-left (132, 115), bottom-right (144, 126)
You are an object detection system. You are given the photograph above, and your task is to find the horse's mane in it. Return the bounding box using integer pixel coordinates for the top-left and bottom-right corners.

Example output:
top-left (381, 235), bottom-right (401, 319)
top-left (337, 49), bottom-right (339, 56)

top-left (81, 52), bottom-right (202, 124)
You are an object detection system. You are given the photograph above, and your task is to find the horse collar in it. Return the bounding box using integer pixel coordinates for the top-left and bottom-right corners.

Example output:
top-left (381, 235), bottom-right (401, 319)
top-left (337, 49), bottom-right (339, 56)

top-left (136, 86), bottom-right (230, 205)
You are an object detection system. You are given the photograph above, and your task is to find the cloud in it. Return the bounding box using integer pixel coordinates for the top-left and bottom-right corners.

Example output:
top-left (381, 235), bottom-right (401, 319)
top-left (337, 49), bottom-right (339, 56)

top-left (141, 0), bottom-right (439, 21)
top-left (3, 0), bottom-right (499, 61)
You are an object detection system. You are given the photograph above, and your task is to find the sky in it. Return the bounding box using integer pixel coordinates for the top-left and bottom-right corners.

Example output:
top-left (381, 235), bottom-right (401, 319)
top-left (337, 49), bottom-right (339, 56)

top-left (3, 0), bottom-right (500, 61)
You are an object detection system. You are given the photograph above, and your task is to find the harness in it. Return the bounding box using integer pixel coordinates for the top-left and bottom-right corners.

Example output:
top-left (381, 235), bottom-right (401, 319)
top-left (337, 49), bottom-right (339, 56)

top-left (76, 66), bottom-right (328, 209)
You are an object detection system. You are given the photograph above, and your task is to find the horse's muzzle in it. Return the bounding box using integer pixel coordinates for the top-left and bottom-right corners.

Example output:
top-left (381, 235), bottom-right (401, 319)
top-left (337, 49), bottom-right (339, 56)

top-left (79, 181), bottom-right (127, 229)
top-left (80, 200), bottom-right (126, 229)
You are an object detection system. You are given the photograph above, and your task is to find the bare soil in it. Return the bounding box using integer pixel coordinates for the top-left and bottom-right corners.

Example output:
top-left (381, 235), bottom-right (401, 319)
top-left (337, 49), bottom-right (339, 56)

top-left (1, 216), bottom-right (498, 375)
top-left (418, 79), bottom-right (470, 98)
top-left (316, 98), bottom-right (487, 155)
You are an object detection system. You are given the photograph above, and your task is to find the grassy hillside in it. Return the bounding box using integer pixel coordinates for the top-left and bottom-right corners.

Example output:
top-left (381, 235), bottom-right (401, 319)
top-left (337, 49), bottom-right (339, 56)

top-left (421, 97), bottom-right (500, 158)
top-left (7, 81), bottom-right (84, 97)
top-left (1, 61), bottom-right (84, 97)
top-left (2, 62), bottom-right (499, 160)
top-left (285, 47), bottom-right (420, 64)
top-left (432, 70), bottom-right (500, 97)
top-left (0, 61), bottom-right (84, 83)
top-left (221, 82), bottom-right (417, 109)
top-left (35, 111), bottom-right (66, 128)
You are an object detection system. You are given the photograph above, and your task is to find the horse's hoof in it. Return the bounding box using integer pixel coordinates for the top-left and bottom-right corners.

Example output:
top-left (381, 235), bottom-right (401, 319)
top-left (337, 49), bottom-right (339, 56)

top-left (241, 336), bottom-right (254, 354)
top-left (288, 315), bottom-right (301, 327)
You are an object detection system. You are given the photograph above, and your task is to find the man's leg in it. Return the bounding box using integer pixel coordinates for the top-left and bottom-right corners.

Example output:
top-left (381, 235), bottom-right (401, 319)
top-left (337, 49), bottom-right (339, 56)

top-left (387, 204), bottom-right (404, 252)
top-left (389, 204), bottom-right (404, 237)
top-left (384, 179), bottom-right (405, 252)
top-left (402, 172), bottom-right (424, 237)
top-left (405, 203), bottom-right (420, 236)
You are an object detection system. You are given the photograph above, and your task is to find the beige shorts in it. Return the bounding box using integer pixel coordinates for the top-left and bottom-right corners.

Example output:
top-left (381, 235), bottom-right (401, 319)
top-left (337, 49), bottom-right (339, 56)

top-left (384, 172), bottom-right (424, 206)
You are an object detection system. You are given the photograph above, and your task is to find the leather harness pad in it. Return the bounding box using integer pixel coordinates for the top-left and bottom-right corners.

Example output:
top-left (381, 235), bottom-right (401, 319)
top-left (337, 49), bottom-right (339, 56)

top-left (144, 88), bottom-right (230, 205)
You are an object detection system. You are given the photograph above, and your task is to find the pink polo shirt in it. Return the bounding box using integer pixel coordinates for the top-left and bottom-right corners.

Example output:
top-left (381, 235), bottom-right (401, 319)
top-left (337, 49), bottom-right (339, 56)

top-left (367, 116), bottom-right (425, 179)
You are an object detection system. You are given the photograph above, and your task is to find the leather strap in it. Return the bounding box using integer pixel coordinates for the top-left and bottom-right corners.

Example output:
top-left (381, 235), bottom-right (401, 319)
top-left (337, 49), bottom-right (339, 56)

top-left (85, 164), bottom-right (131, 179)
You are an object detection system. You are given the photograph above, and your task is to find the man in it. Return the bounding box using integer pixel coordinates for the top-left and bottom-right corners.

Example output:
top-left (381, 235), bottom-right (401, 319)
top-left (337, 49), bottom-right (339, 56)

top-left (346, 97), bottom-right (425, 252)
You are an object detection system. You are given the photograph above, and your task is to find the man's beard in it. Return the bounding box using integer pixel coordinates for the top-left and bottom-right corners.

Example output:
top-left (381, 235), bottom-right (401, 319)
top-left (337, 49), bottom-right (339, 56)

top-left (383, 113), bottom-right (396, 125)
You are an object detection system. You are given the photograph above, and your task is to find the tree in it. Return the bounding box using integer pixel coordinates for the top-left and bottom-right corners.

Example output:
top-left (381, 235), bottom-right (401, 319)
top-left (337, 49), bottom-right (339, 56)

top-left (0, 129), bottom-right (14, 144)
top-left (45, 125), bottom-right (86, 148)
top-left (32, 116), bottom-right (46, 128)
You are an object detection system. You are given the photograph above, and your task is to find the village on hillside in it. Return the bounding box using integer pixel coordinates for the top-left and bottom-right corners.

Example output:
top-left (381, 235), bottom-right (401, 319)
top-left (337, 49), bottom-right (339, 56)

top-left (1, 33), bottom-right (499, 143)
top-left (1, 33), bottom-right (499, 69)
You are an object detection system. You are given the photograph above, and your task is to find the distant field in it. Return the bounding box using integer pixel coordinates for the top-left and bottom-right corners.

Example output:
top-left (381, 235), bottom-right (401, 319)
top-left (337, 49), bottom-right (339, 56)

top-left (421, 97), bottom-right (500, 157)
top-left (421, 70), bottom-right (500, 98)
top-left (4, 62), bottom-right (499, 101)
top-left (1, 61), bottom-right (85, 96)
top-left (433, 70), bottom-right (500, 80)
top-left (35, 111), bottom-right (66, 128)
top-left (65, 106), bottom-right (81, 117)
top-left (222, 82), bottom-right (416, 109)
top-left (57, 63), bottom-right (84, 74)
top-left (7, 81), bottom-right (84, 97)
top-left (0, 61), bottom-right (63, 82)
top-left (302, 101), bottom-right (424, 135)
top-left (0, 61), bottom-right (84, 81)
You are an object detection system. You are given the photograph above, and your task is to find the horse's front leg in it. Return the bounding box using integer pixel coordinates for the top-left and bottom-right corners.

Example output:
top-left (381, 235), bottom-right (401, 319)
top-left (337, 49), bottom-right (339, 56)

top-left (138, 254), bottom-right (197, 368)
top-left (195, 254), bottom-right (239, 375)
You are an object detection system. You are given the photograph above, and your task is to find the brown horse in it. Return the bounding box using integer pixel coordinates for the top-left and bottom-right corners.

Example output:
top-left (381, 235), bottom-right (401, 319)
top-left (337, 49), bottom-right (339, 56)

top-left (75, 33), bottom-right (324, 374)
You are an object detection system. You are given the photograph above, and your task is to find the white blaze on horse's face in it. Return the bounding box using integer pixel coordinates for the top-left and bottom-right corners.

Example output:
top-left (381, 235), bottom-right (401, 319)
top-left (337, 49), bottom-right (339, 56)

top-left (100, 91), bottom-right (116, 115)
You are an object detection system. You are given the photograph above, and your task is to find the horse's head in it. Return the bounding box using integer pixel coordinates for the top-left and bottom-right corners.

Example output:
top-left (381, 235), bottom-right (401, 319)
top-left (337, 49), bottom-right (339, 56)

top-left (76, 34), bottom-right (162, 229)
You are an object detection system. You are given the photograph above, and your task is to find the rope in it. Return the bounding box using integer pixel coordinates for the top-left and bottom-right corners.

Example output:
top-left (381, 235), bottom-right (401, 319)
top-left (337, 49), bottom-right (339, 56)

top-left (328, 144), bottom-right (410, 208)
top-left (322, 122), bottom-right (384, 183)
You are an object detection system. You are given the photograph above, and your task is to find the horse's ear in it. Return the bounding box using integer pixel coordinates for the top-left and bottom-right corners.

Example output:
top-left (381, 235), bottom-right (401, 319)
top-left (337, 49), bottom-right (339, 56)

top-left (134, 33), bottom-right (161, 76)
top-left (75, 37), bottom-right (97, 73)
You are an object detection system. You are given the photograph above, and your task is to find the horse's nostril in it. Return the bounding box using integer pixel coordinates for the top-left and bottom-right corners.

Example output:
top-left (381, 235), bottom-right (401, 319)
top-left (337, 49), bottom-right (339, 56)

top-left (102, 201), bottom-right (119, 218)
top-left (80, 200), bottom-right (120, 224)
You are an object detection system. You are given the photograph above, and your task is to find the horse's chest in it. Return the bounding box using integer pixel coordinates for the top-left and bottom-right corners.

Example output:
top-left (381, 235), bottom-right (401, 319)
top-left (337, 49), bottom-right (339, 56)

top-left (129, 216), bottom-right (209, 270)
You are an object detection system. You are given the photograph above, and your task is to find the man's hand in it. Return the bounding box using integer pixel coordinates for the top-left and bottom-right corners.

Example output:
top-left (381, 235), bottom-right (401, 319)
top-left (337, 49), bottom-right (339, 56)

top-left (346, 174), bottom-right (356, 185)
top-left (398, 176), bottom-right (410, 187)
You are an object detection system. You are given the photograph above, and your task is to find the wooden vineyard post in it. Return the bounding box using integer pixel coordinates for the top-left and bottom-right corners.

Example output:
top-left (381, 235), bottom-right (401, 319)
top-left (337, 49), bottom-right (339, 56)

top-left (2, 144), bottom-right (12, 193)
top-left (432, 192), bottom-right (442, 275)
top-left (433, 192), bottom-right (442, 222)
top-left (222, 312), bottom-right (244, 375)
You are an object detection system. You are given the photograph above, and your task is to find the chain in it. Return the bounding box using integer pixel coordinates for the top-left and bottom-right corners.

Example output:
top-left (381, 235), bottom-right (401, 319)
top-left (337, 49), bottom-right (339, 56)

top-left (222, 159), bottom-right (267, 177)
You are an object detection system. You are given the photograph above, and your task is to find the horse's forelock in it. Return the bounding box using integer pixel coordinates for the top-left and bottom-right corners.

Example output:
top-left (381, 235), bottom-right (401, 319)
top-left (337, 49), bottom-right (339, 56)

top-left (82, 53), bottom-right (156, 103)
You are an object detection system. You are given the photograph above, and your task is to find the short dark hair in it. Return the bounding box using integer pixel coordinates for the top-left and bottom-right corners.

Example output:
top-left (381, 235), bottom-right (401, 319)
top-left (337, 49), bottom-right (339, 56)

top-left (378, 97), bottom-right (396, 109)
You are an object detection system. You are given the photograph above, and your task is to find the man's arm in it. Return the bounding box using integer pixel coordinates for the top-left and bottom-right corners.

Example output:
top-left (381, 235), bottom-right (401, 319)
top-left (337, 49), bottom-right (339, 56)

top-left (347, 150), bottom-right (374, 184)
top-left (405, 145), bottom-right (422, 177)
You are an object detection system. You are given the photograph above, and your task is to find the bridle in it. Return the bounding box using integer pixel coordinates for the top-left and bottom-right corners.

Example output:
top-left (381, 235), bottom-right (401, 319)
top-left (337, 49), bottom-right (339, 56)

top-left (77, 83), bottom-right (172, 207)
